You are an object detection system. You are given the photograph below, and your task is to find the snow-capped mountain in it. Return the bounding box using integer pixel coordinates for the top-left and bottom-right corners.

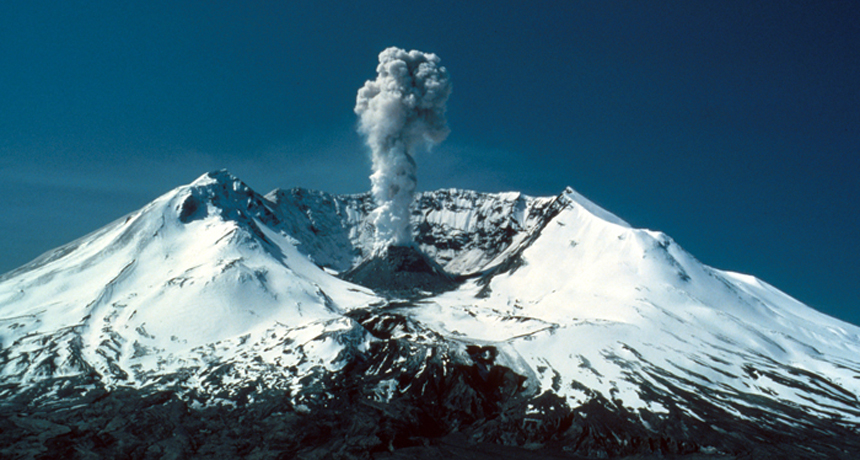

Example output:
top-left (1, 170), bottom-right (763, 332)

top-left (1, 170), bottom-right (859, 459)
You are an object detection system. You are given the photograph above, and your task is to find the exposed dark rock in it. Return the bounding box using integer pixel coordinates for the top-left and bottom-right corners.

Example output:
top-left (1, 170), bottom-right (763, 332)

top-left (177, 195), bottom-right (202, 223)
top-left (5, 333), bottom-right (860, 459)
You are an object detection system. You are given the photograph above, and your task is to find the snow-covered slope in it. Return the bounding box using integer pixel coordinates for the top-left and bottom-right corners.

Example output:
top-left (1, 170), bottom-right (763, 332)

top-left (423, 187), bottom-right (860, 424)
top-left (0, 171), bottom-right (379, 391)
top-left (2, 170), bottom-right (859, 458)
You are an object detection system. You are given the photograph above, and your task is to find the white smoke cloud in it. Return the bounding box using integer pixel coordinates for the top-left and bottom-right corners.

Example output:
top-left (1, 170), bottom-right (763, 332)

top-left (355, 47), bottom-right (452, 250)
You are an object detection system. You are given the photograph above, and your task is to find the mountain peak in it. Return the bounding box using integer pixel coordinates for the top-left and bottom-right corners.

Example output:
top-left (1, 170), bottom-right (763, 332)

top-left (190, 168), bottom-right (242, 187)
top-left (559, 185), bottom-right (630, 228)
top-left (176, 169), bottom-right (275, 226)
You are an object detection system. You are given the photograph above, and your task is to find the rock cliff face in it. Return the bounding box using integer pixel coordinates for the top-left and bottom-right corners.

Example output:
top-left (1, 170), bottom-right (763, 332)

top-left (2, 170), bottom-right (860, 459)
top-left (264, 186), bottom-right (562, 277)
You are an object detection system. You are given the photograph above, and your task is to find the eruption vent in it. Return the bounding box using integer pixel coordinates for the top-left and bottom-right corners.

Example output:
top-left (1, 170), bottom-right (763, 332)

top-left (355, 47), bottom-right (452, 250)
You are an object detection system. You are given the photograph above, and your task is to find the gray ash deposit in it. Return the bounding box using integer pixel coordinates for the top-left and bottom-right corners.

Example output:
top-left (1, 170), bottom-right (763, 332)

top-left (340, 245), bottom-right (458, 298)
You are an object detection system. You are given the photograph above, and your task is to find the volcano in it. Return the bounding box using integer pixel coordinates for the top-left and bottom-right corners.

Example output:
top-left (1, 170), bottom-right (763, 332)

top-left (1, 170), bottom-right (859, 459)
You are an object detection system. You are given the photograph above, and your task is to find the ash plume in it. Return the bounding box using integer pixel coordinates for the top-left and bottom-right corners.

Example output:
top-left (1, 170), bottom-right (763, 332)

top-left (355, 47), bottom-right (452, 250)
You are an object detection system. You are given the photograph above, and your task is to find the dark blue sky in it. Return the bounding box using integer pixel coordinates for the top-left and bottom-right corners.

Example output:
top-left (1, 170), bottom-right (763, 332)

top-left (2, 1), bottom-right (858, 325)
